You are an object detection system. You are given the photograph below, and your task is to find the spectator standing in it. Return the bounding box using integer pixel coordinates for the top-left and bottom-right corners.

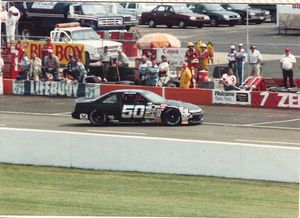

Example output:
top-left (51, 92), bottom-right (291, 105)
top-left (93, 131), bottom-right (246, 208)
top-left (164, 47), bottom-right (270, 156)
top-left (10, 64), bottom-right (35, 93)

top-left (42, 37), bottom-right (54, 65)
top-left (29, 52), bottom-right (42, 81)
top-left (158, 55), bottom-right (170, 86)
top-left (146, 59), bottom-right (159, 86)
top-left (280, 47), bottom-right (296, 88)
top-left (116, 49), bottom-right (129, 67)
top-left (0, 53), bottom-right (4, 95)
top-left (185, 42), bottom-right (198, 88)
top-left (44, 49), bottom-right (61, 81)
top-left (1, 6), bottom-right (8, 43)
top-left (6, 9), bottom-right (16, 41)
top-left (100, 46), bottom-right (112, 82)
top-left (236, 43), bottom-right (246, 84)
top-left (180, 62), bottom-right (192, 89)
top-left (16, 53), bottom-right (30, 80)
top-left (220, 68), bottom-right (240, 91)
top-left (248, 45), bottom-right (262, 76)
top-left (198, 43), bottom-right (209, 71)
top-left (227, 45), bottom-right (237, 70)
top-left (138, 55), bottom-right (151, 85)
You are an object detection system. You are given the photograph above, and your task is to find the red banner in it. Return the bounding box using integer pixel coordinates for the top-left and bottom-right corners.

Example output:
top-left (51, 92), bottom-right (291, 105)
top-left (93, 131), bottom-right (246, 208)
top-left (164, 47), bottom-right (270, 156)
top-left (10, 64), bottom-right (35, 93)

top-left (252, 91), bottom-right (300, 109)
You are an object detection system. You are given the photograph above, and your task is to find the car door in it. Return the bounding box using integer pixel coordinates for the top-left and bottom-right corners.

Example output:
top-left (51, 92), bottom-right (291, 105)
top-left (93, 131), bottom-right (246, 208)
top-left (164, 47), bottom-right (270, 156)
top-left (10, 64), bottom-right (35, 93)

top-left (94, 93), bottom-right (123, 121)
top-left (151, 5), bottom-right (166, 25)
top-left (120, 93), bottom-right (148, 122)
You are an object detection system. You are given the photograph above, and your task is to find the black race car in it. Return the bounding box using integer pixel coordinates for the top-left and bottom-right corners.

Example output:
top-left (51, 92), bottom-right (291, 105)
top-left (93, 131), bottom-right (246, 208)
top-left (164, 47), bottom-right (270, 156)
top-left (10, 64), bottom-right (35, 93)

top-left (72, 89), bottom-right (204, 126)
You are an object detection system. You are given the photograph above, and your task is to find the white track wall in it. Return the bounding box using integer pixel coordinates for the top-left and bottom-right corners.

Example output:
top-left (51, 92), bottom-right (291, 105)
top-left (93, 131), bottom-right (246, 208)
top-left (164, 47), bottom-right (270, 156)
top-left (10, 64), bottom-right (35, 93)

top-left (0, 127), bottom-right (299, 183)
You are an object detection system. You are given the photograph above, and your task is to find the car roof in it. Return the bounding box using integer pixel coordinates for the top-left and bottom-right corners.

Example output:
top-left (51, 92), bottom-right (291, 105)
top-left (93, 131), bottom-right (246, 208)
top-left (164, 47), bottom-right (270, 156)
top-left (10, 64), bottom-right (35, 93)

top-left (110, 89), bottom-right (151, 94)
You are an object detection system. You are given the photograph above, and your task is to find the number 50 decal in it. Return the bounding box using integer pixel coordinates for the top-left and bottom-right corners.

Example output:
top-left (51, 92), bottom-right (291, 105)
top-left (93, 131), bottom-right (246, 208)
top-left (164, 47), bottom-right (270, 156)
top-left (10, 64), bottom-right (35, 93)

top-left (122, 105), bottom-right (145, 118)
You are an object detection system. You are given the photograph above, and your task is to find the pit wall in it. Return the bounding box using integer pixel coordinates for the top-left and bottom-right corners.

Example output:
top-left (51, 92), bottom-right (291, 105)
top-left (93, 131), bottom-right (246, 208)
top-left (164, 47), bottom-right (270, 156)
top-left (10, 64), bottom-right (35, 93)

top-left (2, 79), bottom-right (300, 109)
top-left (0, 127), bottom-right (299, 183)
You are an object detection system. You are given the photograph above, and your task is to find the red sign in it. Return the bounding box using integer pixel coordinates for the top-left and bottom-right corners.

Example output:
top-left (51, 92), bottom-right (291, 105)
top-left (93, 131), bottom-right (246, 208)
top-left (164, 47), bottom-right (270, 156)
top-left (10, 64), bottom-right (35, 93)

top-left (252, 91), bottom-right (300, 109)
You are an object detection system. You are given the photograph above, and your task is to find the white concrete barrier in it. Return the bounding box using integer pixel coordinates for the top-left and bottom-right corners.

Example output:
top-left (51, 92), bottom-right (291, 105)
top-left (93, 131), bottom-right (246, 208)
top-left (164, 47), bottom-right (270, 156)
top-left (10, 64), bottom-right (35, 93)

top-left (0, 127), bottom-right (299, 183)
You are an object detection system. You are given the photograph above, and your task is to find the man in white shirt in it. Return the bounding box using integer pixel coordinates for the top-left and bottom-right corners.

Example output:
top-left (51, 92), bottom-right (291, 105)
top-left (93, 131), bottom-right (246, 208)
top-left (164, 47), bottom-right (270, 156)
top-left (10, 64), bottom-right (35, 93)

top-left (6, 9), bottom-right (17, 41)
top-left (280, 47), bottom-right (296, 88)
top-left (158, 55), bottom-right (170, 86)
top-left (221, 68), bottom-right (240, 91)
top-left (0, 54), bottom-right (4, 95)
top-left (100, 46), bottom-right (112, 82)
top-left (236, 43), bottom-right (246, 85)
top-left (248, 45), bottom-right (262, 77)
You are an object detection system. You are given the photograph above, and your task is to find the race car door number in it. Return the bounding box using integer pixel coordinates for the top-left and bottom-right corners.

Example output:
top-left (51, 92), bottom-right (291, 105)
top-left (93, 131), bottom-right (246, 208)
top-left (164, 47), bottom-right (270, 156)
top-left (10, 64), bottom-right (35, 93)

top-left (122, 105), bottom-right (145, 119)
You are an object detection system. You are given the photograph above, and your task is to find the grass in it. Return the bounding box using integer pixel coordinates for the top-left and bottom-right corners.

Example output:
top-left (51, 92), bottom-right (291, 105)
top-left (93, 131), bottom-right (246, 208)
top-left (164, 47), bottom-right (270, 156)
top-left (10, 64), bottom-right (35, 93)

top-left (0, 163), bottom-right (298, 217)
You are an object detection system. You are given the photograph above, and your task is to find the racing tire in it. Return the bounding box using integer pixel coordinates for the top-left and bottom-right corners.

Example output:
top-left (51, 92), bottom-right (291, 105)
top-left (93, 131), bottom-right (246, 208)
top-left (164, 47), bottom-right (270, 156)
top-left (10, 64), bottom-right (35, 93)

top-left (162, 108), bottom-right (182, 126)
top-left (148, 20), bottom-right (156, 28)
top-left (210, 18), bottom-right (218, 27)
top-left (237, 17), bottom-right (245, 25)
top-left (89, 110), bottom-right (107, 126)
top-left (178, 20), bottom-right (186, 29)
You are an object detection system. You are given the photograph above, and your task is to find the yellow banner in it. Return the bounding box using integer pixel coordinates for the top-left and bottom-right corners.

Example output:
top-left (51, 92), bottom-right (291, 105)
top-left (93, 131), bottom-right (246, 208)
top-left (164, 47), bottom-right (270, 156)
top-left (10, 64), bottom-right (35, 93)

top-left (12, 40), bottom-right (85, 65)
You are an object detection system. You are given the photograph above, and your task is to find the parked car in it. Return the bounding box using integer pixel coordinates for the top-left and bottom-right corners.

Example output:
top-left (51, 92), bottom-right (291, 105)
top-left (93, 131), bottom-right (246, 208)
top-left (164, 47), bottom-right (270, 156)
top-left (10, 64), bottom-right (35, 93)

top-left (188, 4), bottom-right (241, 27)
top-left (221, 4), bottom-right (266, 24)
top-left (141, 4), bottom-right (210, 28)
top-left (119, 3), bottom-right (158, 22)
top-left (249, 4), bottom-right (276, 22)
top-left (72, 89), bottom-right (204, 126)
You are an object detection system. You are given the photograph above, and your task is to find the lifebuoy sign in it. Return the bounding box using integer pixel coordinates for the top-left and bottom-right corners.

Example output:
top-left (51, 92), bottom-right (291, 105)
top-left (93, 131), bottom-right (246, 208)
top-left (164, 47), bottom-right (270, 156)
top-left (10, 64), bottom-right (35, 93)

top-left (252, 91), bottom-right (300, 109)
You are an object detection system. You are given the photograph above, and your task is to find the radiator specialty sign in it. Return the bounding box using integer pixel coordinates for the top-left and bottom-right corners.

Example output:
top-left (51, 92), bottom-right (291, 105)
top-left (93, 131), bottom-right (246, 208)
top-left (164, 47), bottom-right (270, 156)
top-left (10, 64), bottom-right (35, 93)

top-left (12, 80), bottom-right (100, 98)
top-left (252, 91), bottom-right (300, 109)
top-left (212, 90), bottom-right (251, 105)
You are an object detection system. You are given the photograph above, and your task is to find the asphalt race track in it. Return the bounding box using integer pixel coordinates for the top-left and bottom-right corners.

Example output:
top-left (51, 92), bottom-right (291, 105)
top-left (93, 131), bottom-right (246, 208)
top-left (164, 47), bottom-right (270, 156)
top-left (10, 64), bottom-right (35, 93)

top-left (0, 95), bottom-right (299, 147)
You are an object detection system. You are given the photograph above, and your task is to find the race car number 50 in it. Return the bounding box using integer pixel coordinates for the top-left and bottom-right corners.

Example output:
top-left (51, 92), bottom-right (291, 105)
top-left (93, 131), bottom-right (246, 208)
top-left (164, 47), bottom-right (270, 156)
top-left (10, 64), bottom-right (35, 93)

top-left (122, 105), bottom-right (145, 118)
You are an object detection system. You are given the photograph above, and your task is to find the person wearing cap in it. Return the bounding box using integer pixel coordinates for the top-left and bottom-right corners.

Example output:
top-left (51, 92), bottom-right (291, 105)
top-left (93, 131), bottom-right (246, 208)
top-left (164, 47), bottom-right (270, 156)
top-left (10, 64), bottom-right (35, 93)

top-left (43, 49), bottom-right (61, 81)
top-left (158, 55), bottom-right (170, 86)
top-left (42, 37), bottom-right (54, 65)
top-left (6, 9), bottom-right (16, 41)
top-left (248, 45), bottom-right (262, 76)
top-left (138, 55), bottom-right (151, 85)
top-left (185, 42), bottom-right (199, 70)
top-left (180, 62), bottom-right (192, 89)
top-left (100, 46), bottom-right (112, 82)
top-left (280, 48), bottom-right (296, 88)
top-left (198, 43), bottom-right (209, 71)
top-left (220, 67), bottom-right (240, 91)
top-left (72, 55), bottom-right (87, 83)
top-left (227, 45), bottom-right (237, 72)
top-left (146, 59), bottom-right (159, 86)
top-left (63, 53), bottom-right (76, 79)
top-left (236, 43), bottom-right (246, 84)
top-left (29, 52), bottom-right (42, 81)
top-left (115, 49), bottom-right (129, 68)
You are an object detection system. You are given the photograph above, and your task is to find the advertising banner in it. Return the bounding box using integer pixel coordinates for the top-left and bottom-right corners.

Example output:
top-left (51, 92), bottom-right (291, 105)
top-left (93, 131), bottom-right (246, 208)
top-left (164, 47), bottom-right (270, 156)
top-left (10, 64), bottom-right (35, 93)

top-left (212, 90), bottom-right (251, 105)
top-left (252, 91), bottom-right (300, 109)
top-left (12, 80), bottom-right (100, 98)
top-left (12, 40), bottom-right (85, 65)
top-left (156, 48), bottom-right (186, 67)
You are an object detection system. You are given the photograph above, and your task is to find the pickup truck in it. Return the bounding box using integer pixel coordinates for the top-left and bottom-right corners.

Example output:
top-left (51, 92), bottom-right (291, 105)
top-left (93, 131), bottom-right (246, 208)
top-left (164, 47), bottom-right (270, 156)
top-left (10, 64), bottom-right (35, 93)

top-left (50, 23), bottom-right (122, 65)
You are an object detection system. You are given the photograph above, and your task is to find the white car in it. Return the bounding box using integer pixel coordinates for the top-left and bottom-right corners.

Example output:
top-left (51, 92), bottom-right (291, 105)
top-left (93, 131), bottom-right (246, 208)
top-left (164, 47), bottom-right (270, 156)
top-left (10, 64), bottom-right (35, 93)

top-left (50, 24), bottom-right (122, 65)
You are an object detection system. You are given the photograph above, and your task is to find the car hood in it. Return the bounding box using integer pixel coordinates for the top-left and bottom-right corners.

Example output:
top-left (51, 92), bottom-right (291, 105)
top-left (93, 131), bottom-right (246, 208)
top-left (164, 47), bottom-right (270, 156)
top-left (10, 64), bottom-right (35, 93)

top-left (166, 100), bottom-right (201, 111)
top-left (181, 12), bottom-right (206, 17)
top-left (74, 40), bottom-right (122, 48)
top-left (209, 10), bottom-right (239, 16)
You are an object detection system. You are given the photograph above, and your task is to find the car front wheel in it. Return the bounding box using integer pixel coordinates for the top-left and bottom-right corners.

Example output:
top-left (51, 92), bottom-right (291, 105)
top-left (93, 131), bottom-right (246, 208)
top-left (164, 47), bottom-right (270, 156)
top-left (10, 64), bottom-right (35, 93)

top-left (89, 110), bottom-right (107, 126)
top-left (210, 18), bottom-right (218, 27)
top-left (162, 108), bottom-right (181, 126)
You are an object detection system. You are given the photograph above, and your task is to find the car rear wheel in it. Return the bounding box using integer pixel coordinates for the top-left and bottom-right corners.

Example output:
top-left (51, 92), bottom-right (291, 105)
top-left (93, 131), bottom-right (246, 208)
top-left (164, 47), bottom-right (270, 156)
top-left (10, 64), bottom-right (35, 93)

top-left (162, 108), bottom-right (181, 126)
top-left (148, 20), bottom-right (156, 28)
top-left (178, 20), bottom-right (186, 29)
top-left (89, 110), bottom-right (107, 126)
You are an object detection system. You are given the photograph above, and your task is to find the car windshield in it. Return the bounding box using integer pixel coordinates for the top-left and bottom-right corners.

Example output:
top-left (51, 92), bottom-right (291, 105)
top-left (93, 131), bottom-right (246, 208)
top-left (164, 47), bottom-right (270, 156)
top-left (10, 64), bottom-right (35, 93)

top-left (82, 4), bottom-right (108, 14)
top-left (173, 5), bottom-right (193, 13)
top-left (71, 29), bottom-right (100, 40)
top-left (230, 4), bottom-right (249, 10)
top-left (102, 3), bottom-right (125, 14)
top-left (143, 91), bottom-right (166, 103)
top-left (203, 4), bottom-right (225, 11)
